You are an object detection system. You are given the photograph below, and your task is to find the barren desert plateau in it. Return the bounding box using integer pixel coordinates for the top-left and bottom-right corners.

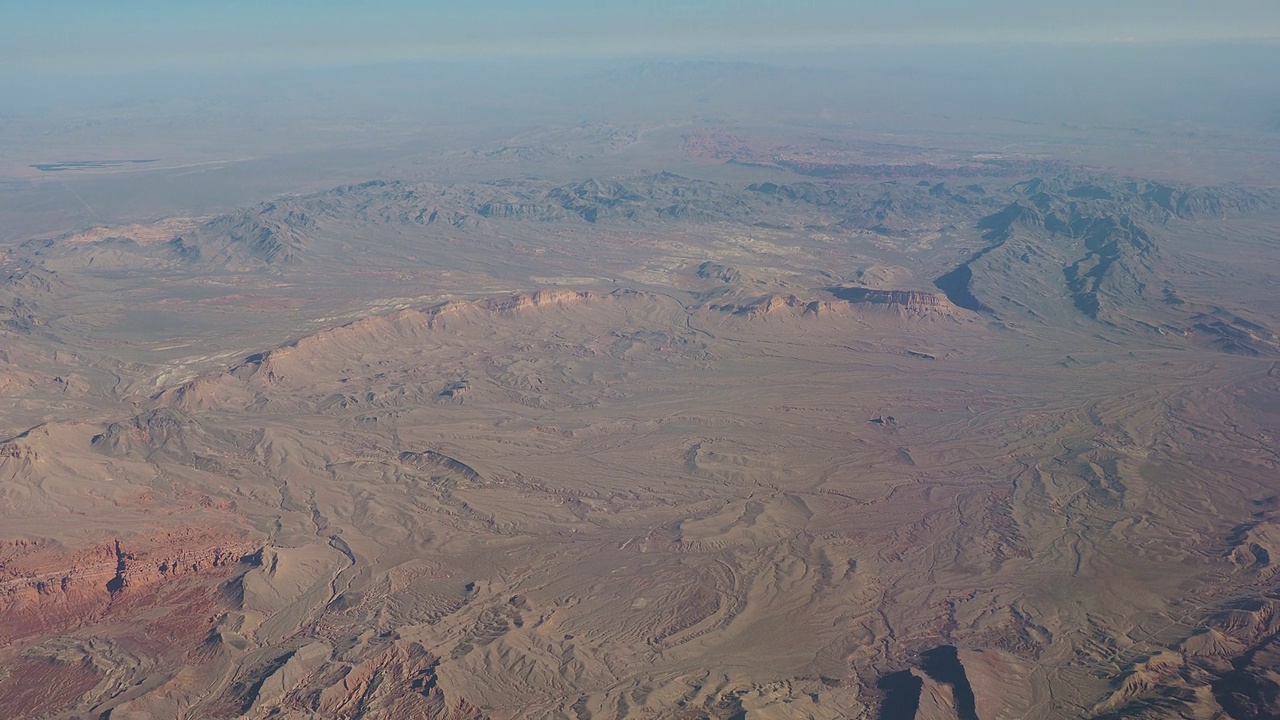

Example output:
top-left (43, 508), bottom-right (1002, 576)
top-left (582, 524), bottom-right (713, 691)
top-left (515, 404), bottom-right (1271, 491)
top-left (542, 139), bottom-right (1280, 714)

top-left (2, 33), bottom-right (1280, 720)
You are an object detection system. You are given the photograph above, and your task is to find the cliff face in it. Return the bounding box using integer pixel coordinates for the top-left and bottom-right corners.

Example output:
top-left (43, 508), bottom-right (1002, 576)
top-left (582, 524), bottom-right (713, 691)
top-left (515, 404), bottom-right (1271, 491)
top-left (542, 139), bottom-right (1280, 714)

top-left (220, 289), bottom-right (601, 386)
top-left (830, 287), bottom-right (957, 314)
top-left (1, 532), bottom-right (259, 643)
top-left (708, 288), bottom-right (962, 325)
top-left (715, 293), bottom-right (812, 318)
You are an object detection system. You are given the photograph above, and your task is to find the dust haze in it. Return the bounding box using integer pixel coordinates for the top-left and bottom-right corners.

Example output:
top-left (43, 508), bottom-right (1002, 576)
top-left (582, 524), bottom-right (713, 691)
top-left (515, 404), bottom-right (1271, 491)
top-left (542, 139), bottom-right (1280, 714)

top-left (2, 30), bottom-right (1280, 720)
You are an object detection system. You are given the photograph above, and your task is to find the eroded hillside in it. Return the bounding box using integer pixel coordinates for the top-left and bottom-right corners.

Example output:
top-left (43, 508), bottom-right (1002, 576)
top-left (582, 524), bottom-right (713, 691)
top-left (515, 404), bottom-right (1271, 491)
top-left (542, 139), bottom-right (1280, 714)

top-left (1, 169), bottom-right (1278, 719)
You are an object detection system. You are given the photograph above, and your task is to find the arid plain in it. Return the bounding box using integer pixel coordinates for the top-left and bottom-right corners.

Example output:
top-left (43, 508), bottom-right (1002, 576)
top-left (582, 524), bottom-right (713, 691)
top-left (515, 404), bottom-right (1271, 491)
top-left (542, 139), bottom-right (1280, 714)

top-left (2, 89), bottom-right (1280, 719)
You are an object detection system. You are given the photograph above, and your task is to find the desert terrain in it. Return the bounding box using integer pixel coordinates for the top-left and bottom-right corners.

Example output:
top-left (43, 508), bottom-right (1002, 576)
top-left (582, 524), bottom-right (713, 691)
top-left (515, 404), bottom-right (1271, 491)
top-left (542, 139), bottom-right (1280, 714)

top-left (2, 55), bottom-right (1280, 720)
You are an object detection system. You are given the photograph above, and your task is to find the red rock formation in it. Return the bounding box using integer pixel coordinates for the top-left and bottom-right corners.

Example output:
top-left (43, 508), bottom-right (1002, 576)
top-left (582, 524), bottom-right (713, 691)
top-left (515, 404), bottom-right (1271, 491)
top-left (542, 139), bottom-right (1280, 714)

top-left (0, 530), bottom-right (260, 643)
top-left (313, 642), bottom-right (487, 719)
top-left (0, 656), bottom-right (102, 719)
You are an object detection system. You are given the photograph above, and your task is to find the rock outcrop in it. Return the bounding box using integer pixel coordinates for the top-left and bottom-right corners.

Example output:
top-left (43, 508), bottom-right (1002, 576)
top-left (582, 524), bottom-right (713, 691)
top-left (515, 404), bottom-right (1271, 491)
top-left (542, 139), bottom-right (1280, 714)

top-left (830, 287), bottom-right (959, 316)
top-left (1, 531), bottom-right (260, 643)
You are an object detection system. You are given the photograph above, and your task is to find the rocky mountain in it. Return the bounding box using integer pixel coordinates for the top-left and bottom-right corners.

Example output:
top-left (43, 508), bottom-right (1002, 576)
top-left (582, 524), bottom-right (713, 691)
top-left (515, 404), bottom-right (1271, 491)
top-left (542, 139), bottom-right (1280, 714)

top-left (169, 201), bottom-right (317, 270)
top-left (1, 160), bottom-right (1278, 718)
top-left (150, 171), bottom-right (1280, 358)
top-left (160, 174), bottom-right (1008, 272)
top-left (932, 176), bottom-right (1280, 353)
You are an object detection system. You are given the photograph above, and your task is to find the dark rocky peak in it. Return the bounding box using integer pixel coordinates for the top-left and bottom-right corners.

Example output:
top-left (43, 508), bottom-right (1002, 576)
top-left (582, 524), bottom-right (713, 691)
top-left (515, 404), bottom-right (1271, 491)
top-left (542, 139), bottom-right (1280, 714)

top-left (91, 407), bottom-right (198, 457)
top-left (747, 181), bottom-right (787, 197)
top-left (1066, 183), bottom-right (1115, 200)
top-left (835, 182), bottom-right (1001, 232)
top-left (635, 172), bottom-right (719, 199)
top-left (696, 261), bottom-right (742, 284)
top-left (202, 201), bottom-right (315, 235)
top-left (3, 266), bottom-right (57, 297)
top-left (638, 170), bottom-right (692, 186)
top-left (266, 179), bottom-right (422, 221)
top-left (251, 202), bottom-right (316, 228)
top-left (169, 201), bottom-right (318, 267)
top-left (1013, 173), bottom-right (1276, 221)
top-left (977, 174), bottom-right (1261, 246)
top-left (475, 199), bottom-right (565, 222)
top-left (91, 406), bottom-right (253, 469)
top-left (1136, 182), bottom-right (1273, 219)
top-left (135, 407), bottom-right (197, 433)
top-left (1015, 173), bottom-right (1121, 197)
top-left (1027, 191), bottom-right (1055, 211)
top-left (537, 175), bottom-right (726, 223)
top-left (747, 181), bottom-right (842, 206)
top-left (332, 179), bottom-right (389, 196)
top-left (976, 200), bottom-right (1045, 240)
top-left (867, 195), bottom-right (899, 222)
top-left (18, 237), bottom-right (57, 252)
top-left (548, 178), bottom-right (643, 206)
top-left (1014, 177), bottom-right (1048, 196)
top-left (1079, 215), bottom-right (1150, 251)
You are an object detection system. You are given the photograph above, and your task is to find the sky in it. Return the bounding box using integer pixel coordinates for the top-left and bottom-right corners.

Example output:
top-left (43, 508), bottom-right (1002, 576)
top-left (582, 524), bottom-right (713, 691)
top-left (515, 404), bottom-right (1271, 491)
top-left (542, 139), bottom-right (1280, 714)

top-left (5, 1), bottom-right (1280, 74)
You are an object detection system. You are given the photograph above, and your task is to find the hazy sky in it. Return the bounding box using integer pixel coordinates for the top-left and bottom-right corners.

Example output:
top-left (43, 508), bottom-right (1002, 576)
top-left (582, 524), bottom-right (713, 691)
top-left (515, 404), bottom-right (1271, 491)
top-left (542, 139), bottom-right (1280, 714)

top-left (6, 1), bottom-right (1280, 74)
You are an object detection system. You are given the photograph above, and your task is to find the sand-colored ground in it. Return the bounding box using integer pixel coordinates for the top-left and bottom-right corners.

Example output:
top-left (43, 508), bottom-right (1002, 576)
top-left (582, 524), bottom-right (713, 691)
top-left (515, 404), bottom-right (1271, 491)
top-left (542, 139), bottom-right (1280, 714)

top-left (1, 171), bottom-right (1278, 719)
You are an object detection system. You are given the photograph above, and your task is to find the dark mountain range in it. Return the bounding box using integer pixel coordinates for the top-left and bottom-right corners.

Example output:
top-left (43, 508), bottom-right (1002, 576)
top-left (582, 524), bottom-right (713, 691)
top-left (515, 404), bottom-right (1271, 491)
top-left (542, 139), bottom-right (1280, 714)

top-left (165, 174), bottom-right (1015, 272)
top-left (13, 171), bottom-right (1278, 357)
top-left (170, 202), bottom-right (317, 269)
top-left (931, 176), bottom-right (1280, 353)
